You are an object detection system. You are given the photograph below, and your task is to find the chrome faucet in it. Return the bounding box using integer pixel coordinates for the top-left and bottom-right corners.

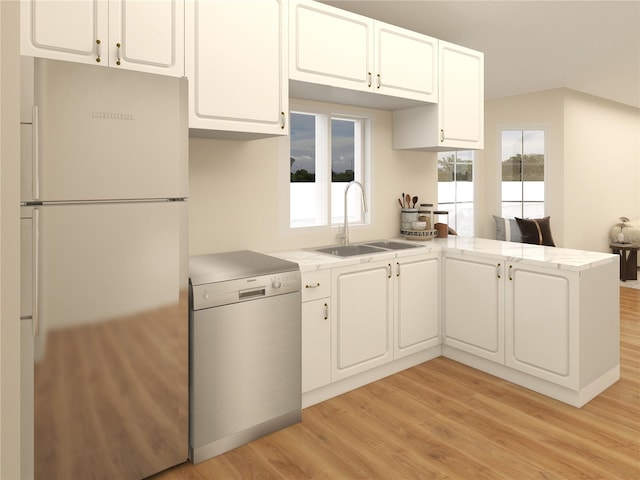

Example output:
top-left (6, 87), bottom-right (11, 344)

top-left (339, 180), bottom-right (368, 246)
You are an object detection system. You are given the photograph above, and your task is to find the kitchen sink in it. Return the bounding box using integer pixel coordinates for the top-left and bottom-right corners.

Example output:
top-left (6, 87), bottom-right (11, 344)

top-left (313, 244), bottom-right (387, 257)
top-left (312, 240), bottom-right (419, 258)
top-left (364, 241), bottom-right (419, 250)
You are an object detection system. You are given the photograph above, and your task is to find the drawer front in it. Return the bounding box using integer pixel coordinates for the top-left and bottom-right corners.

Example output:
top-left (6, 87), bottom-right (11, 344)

top-left (301, 270), bottom-right (330, 301)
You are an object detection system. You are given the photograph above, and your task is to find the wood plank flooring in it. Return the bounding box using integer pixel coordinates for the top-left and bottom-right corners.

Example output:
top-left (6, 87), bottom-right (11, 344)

top-left (152, 287), bottom-right (639, 480)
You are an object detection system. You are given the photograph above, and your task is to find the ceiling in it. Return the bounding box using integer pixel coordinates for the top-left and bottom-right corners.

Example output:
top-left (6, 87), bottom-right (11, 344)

top-left (319, 1), bottom-right (640, 108)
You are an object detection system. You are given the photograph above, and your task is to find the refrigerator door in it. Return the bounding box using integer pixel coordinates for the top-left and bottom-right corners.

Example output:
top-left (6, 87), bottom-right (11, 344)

top-left (25, 201), bottom-right (188, 480)
top-left (27, 59), bottom-right (188, 202)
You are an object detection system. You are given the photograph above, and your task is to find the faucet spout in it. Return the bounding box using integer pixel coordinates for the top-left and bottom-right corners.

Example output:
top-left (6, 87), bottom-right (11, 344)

top-left (340, 181), bottom-right (368, 246)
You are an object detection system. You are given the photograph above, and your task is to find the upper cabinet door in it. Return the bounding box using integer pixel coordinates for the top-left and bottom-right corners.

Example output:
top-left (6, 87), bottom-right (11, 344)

top-left (21, 0), bottom-right (184, 77)
top-left (186, 0), bottom-right (288, 138)
top-left (290, 0), bottom-right (373, 92)
top-left (21, 0), bottom-right (109, 65)
top-left (109, 0), bottom-right (185, 77)
top-left (374, 22), bottom-right (437, 103)
top-left (439, 40), bottom-right (484, 148)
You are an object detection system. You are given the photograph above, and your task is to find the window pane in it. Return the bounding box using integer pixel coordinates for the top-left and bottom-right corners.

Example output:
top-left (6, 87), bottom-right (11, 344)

top-left (502, 130), bottom-right (523, 182)
top-left (438, 153), bottom-right (455, 182)
top-left (522, 130), bottom-right (544, 181)
top-left (502, 202), bottom-right (523, 218)
top-left (331, 118), bottom-right (355, 182)
top-left (290, 113), bottom-right (316, 183)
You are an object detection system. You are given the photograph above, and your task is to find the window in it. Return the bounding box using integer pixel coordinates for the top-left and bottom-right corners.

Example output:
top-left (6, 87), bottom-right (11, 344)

top-left (501, 129), bottom-right (545, 218)
top-left (289, 109), bottom-right (367, 229)
top-left (437, 151), bottom-right (474, 236)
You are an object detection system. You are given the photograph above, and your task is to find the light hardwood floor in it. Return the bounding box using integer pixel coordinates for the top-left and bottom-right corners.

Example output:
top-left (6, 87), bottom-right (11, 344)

top-left (153, 287), bottom-right (639, 479)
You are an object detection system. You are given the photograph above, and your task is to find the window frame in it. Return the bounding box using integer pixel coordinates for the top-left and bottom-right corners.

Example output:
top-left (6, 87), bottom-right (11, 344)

top-left (437, 150), bottom-right (475, 236)
top-left (285, 102), bottom-right (371, 233)
top-left (498, 126), bottom-right (548, 219)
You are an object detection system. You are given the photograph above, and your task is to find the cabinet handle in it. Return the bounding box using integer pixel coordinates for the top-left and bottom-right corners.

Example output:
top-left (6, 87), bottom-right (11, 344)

top-left (323, 303), bottom-right (329, 320)
top-left (95, 39), bottom-right (102, 63)
top-left (32, 106), bottom-right (40, 201)
top-left (376, 73), bottom-right (381, 89)
top-left (116, 42), bottom-right (122, 65)
top-left (32, 208), bottom-right (40, 337)
top-left (387, 264), bottom-right (392, 279)
top-left (496, 263), bottom-right (501, 279)
top-left (281, 112), bottom-right (286, 130)
top-left (508, 265), bottom-right (513, 281)
top-left (305, 282), bottom-right (320, 289)
top-left (396, 262), bottom-right (400, 277)
top-left (440, 129), bottom-right (445, 142)
top-left (367, 72), bottom-right (372, 88)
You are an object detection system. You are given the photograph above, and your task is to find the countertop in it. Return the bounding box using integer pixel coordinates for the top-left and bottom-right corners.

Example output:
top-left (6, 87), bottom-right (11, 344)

top-left (269, 237), bottom-right (618, 273)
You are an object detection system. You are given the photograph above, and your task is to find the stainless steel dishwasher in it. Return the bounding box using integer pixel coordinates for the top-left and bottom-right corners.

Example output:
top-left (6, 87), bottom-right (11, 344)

top-left (188, 251), bottom-right (302, 463)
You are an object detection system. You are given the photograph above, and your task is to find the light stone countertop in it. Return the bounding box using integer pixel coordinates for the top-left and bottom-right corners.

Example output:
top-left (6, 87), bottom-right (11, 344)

top-left (269, 237), bottom-right (618, 273)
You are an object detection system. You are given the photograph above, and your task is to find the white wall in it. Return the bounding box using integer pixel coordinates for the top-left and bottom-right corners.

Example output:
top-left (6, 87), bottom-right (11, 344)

top-left (189, 98), bottom-right (438, 255)
top-left (477, 88), bottom-right (640, 253)
top-left (563, 90), bottom-right (640, 253)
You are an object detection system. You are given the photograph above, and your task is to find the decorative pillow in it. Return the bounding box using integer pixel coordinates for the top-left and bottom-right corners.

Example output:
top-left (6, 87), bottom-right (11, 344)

top-left (493, 215), bottom-right (522, 242)
top-left (515, 217), bottom-right (556, 247)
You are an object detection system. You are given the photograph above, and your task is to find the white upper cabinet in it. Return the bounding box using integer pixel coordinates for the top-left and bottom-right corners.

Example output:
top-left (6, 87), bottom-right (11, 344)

top-left (374, 22), bottom-right (437, 103)
top-left (393, 40), bottom-right (484, 151)
top-left (186, 0), bottom-right (288, 139)
top-left (289, 0), bottom-right (437, 109)
top-left (108, 0), bottom-right (184, 76)
top-left (21, 0), bottom-right (184, 77)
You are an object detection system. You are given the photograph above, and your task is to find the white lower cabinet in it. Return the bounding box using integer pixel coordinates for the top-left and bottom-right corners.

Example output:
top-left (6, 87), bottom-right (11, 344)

top-left (301, 270), bottom-right (331, 393)
top-left (444, 252), bottom-right (619, 401)
top-left (444, 253), bottom-right (504, 363)
top-left (394, 253), bottom-right (440, 359)
top-left (505, 263), bottom-right (576, 388)
top-left (331, 259), bottom-right (394, 381)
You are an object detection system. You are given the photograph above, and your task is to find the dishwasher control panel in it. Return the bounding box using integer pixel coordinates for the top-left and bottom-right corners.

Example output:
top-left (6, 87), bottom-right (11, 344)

top-left (191, 271), bottom-right (301, 310)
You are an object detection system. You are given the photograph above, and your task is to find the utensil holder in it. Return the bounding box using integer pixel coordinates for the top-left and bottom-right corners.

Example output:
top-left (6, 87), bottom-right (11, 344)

top-left (401, 209), bottom-right (418, 231)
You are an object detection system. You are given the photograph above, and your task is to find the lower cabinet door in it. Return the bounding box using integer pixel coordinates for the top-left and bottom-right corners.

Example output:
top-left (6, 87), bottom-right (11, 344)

top-left (394, 253), bottom-right (440, 359)
top-left (444, 254), bottom-right (504, 363)
top-left (302, 298), bottom-right (331, 392)
top-left (505, 263), bottom-right (577, 388)
top-left (331, 260), bottom-right (393, 380)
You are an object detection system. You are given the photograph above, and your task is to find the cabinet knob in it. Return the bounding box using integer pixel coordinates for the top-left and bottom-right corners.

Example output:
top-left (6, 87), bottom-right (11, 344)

top-left (323, 303), bottom-right (329, 320)
top-left (508, 264), bottom-right (513, 281)
top-left (281, 112), bottom-right (286, 130)
top-left (497, 263), bottom-right (501, 279)
top-left (95, 39), bottom-right (102, 63)
top-left (440, 129), bottom-right (445, 142)
top-left (116, 42), bottom-right (122, 66)
top-left (376, 73), bottom-right (381, 89)
top-left (367, 72), bottom-right (372, 88)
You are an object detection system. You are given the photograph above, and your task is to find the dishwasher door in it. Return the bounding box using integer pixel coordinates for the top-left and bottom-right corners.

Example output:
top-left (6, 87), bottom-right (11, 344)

top-left (190, 291), bottom-right (301, 462)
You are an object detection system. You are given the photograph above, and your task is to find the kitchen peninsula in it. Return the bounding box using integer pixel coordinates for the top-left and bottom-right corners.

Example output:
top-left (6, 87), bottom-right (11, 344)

top-left (271, 237), bottom-right (620, 409)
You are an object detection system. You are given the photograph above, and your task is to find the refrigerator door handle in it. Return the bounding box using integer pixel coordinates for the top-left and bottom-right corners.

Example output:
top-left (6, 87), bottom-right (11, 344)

top-left (32, 105), bottom-right (40, 201)
top-left (32, 208), bottom-right (40, 337)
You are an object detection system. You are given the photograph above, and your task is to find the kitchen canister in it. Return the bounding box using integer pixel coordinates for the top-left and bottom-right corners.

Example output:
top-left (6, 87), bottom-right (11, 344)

top-left (401, 208), bottom-right (418, 231)
top-left (418, 204), bottom-right (433, 230)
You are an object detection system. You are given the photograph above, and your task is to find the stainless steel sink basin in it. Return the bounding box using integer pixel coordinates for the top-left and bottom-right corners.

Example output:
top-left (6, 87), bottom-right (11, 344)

top-left (312, 240), bottom-right (418, 257)
top-left (364, 241), bottom-right (419, 250)
top-left (313, 244), bottom-right (387, 257)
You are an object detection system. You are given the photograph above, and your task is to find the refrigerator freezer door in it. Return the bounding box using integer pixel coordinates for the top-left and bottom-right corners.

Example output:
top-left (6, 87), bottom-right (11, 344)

top-left (28, 59), bottom-right (188, 202)
top-left (28, 201), bottom-right (188, 480)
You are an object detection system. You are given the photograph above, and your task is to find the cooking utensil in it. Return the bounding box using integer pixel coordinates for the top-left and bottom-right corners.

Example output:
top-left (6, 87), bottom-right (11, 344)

top-left (402, 193), bottom-right (405, 208)
top-left (398, 198), bottom-right (404, 208)
top-left (406, 194), bottom-right (411, 209)
top-left (412, 196), bottom-right (418, 208)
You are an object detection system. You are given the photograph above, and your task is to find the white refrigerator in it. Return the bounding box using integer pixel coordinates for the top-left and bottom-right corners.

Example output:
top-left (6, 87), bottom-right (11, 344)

top-left (20, 59), bottom-right (189, 480)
